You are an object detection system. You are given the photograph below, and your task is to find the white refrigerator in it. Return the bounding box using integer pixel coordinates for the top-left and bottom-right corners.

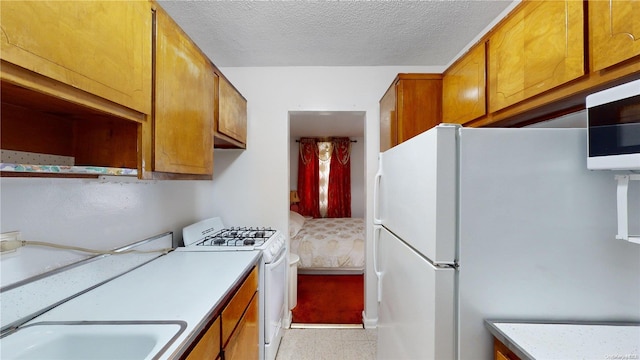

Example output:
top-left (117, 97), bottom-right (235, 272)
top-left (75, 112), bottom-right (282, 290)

top-left (373, 124), bottom-right (640, 360)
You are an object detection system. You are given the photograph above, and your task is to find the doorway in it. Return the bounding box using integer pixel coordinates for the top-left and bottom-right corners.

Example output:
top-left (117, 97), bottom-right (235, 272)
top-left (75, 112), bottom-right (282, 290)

top-left (288, 110), bottom-right (366, 325)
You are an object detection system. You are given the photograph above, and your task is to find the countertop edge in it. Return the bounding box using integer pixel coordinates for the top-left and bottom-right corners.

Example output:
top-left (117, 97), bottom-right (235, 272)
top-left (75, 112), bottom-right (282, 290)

top-left (484, 319), bottom-right (640, 360)
top-left (484, 320), bottom-right (534, 360)
top-left (167, 254), bottom-right (261, 359)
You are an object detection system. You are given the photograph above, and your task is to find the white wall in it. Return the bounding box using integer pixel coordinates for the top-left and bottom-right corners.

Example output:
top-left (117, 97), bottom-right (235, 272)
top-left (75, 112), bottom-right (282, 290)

top-left (0, 177), bottom-right (216, 287)
top-left (525, 109), bottom-right (588, 128)
top-left (289, 135), bottom-right (366, 218)
top-left (213, 65), bottom-right (443, 326)
top-left (0, 65), bottom-right (442, 324)
top-left (350, 136), bottom-right (366, 218)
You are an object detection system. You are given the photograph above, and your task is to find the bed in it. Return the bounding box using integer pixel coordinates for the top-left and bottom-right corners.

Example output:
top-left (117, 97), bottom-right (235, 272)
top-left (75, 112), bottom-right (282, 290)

top-left (289, 211), bottom-right (365, 274)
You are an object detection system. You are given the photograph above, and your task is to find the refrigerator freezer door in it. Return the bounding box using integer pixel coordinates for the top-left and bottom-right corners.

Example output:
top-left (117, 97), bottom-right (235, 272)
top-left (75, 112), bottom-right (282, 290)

top-left (377, 227), bottom-right (455, 360)
top-left (379, 124), bottom-right (457, 263)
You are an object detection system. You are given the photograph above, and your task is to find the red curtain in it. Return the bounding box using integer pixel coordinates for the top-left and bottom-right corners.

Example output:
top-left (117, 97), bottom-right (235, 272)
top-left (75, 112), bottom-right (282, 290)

top-left (327, 137), bottom-right (351, 218)
top-left (297, 138), bottom-right (320, 218)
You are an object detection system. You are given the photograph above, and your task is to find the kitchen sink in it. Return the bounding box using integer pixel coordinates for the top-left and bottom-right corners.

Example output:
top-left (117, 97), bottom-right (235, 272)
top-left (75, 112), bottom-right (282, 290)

top-left (0, 320), bottom-right (187, 360)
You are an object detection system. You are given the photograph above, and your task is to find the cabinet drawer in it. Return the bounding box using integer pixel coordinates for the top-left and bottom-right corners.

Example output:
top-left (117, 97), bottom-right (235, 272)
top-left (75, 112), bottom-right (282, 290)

top-left (222, 267), bottom-right (258, 344)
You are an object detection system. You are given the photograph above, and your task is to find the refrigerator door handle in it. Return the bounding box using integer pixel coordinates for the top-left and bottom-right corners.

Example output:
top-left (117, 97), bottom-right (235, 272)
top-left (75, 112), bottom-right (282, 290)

top-left (373, 225), bottom-right (383, 302)
top-left (373, 154), bottom-right (383, 225)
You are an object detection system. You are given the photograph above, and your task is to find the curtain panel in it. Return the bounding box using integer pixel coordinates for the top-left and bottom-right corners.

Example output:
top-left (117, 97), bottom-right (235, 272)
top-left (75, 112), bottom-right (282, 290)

top-left (327, 137), bottom-right (351, 218)
top-left (297, 138), bottom-right (321, 218)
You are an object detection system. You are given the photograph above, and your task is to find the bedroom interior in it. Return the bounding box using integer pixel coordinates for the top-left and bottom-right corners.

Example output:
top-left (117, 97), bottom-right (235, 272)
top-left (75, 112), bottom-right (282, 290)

top-left (288, 110), bottom-right (366, 325)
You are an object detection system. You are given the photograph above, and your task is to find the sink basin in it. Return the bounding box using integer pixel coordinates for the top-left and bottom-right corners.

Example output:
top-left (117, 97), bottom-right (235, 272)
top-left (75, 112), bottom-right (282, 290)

top-left (0, 321), bottom-right (187, 360)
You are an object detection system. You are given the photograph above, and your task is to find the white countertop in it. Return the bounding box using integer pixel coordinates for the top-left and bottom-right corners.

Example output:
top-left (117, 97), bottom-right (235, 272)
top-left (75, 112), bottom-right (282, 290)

top-left (1, 233), bottom-right (173, 330)
top-left (20, 250), bottom-right (261, 359)
top-left (486, 321), bottom-right (640, 360)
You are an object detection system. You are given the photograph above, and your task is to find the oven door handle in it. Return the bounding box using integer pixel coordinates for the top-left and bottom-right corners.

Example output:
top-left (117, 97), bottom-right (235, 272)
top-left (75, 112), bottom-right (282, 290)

top-left (265, 247), bottom-right (287, 270)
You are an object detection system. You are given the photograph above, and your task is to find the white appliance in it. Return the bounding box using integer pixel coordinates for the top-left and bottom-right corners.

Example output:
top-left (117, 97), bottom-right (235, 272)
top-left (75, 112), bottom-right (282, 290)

top-left (373, 124), bottom-right (640, 359)
top-left (179, 217), bottom-right (287, 360)
top-left (586, 78), bottom-right (640, 170)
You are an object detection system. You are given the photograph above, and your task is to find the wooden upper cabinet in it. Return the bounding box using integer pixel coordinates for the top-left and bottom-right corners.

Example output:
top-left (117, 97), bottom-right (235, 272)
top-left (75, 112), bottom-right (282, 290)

top-left (589, 0), bottom-right (640, 72)
top-left (0, 1), bottom-right (152, 115)
top-left (153, 8), bottom-right (214, 176)
top-left (488, 0), bottom-right (585, 112)
top-left (379, 80), bottom-right (398, 152)
top-left (380, 74), bottom-right (442, 152)
top-left (216, 75), bottom-right (247, 148)
top-left (443, 43), bottom-right (486, 125)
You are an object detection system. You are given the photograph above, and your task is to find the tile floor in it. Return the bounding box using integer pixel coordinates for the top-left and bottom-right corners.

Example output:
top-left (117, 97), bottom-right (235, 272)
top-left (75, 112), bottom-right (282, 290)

top-left (275, 326), bottom-right (377, 360)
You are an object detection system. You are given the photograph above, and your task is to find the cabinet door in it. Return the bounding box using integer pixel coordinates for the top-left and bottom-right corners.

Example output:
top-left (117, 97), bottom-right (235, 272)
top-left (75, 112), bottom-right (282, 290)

top-left (222, 267), bottom-right (258, 343)
top-left (589, 0), bottom-right (640, 72)
top-left (488, 0), bottom-right (585, 112)
top-left (217, 75), bottom-right (247, 145)
top-left (223, 294), bottom-right (259, 360)
top-left (186, 316), bottom-right (221, 360)
top-left (494, 338), bottom-right (521, 360)
top-left (155, 9), bottom-right (214, 176)
top-left (379, 83), bottom-right (397, 152)
top-left (0, 1), bottom-right (152, 115)
top-left (443, 43), bottom-right (486, 124)
top-left (396, 77), bottom-right (442, 144)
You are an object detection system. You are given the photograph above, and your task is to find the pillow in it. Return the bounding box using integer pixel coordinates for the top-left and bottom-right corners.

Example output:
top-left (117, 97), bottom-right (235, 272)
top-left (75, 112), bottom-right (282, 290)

top-left (289, 211), bottom-right (306, 238)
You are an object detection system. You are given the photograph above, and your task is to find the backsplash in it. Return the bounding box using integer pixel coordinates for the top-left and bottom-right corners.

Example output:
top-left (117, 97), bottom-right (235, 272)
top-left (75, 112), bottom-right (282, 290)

top-left (0, 150), bottom-right (74, 166)
top-left (0, 233), bottom-right (173, 332)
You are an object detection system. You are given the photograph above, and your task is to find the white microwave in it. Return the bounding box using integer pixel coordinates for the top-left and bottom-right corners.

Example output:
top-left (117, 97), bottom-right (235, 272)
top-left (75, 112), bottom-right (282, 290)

top-left (586, 78), bottom-right (640, 170)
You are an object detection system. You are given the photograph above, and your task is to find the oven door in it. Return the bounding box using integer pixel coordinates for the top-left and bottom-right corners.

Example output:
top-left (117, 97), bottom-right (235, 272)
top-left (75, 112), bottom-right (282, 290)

top-left (263, 247), bottom-right (286, 360)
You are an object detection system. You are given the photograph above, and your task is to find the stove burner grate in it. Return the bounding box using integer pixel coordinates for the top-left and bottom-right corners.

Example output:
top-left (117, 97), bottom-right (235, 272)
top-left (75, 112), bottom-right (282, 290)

top-left (195, 226), bottom-right (276, 247)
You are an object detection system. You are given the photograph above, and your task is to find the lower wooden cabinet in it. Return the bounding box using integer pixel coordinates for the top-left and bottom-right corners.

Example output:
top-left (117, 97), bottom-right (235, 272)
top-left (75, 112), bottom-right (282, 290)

top-left (224, 294), bottom-right (259, 359)
top-left (222, 267), bottom-right (259, 359)
top-left (186, 317), bottom-right (221, 360)
top-left (184, 266), bottom-right (258, 360)
top-left (494, 337), bottom-right (521, 360)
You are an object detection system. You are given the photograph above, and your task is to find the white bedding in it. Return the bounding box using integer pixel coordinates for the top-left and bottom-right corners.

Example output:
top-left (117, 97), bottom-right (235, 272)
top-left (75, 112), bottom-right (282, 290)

top-left (290, 216), bottom-right (365, 272)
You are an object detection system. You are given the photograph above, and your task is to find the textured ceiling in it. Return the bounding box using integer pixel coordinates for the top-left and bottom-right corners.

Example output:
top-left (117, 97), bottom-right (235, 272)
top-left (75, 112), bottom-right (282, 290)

top-left (157, 0), bottom-right (516, 68)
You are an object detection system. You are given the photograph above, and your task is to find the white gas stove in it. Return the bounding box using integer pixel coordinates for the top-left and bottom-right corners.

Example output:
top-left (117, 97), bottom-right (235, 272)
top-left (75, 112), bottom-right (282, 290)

top-left (177, 217), bottom-right (286, 360)
top-left (177, 217), bottom-right (285, 263)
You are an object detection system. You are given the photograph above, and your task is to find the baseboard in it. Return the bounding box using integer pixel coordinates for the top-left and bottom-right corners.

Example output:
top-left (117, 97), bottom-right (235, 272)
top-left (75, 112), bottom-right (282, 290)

top-left (290, 323), bottom-right (363, 329)
top-left (362, 310), bottom-right (378, 329)
top-left (298, 268), bottom-right (364, 275)
top-left (283, 310), bottom-right (293, 329)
